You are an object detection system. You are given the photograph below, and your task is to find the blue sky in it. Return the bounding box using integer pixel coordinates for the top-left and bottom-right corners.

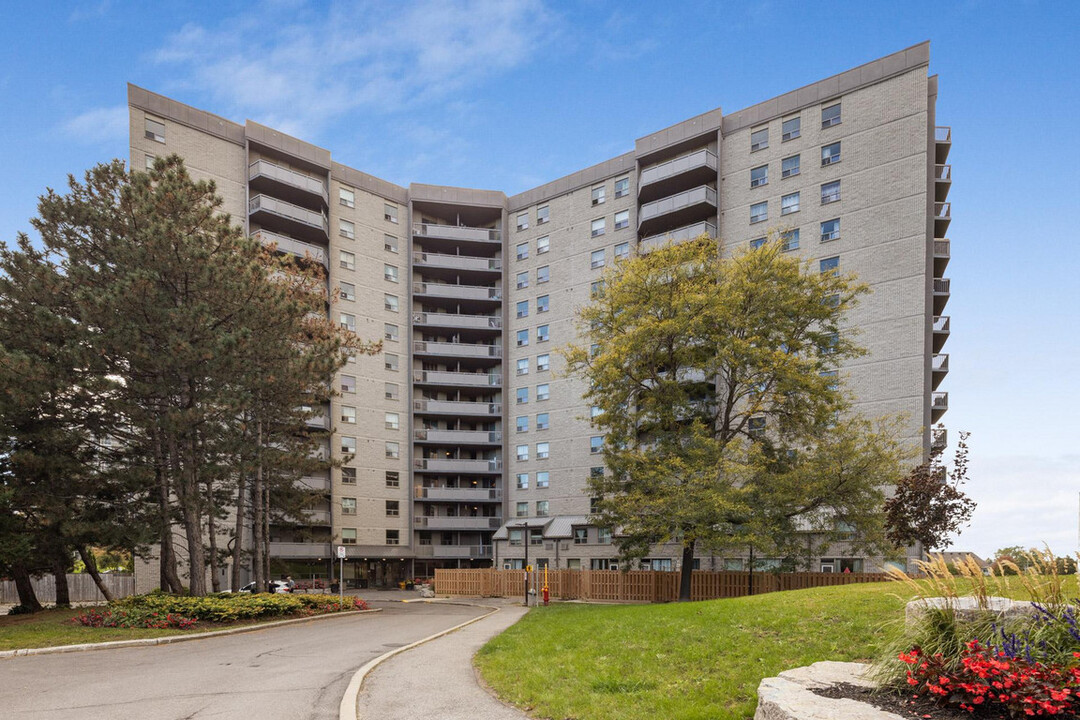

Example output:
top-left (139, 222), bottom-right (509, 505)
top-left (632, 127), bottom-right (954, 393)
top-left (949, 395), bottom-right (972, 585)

top-left (2, 1), bottom-right (1078, 560)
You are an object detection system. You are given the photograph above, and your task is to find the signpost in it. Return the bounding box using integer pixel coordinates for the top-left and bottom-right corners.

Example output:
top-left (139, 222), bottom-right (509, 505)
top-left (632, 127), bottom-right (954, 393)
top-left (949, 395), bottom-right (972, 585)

top-left (336, 545), bottom-right (346, 605)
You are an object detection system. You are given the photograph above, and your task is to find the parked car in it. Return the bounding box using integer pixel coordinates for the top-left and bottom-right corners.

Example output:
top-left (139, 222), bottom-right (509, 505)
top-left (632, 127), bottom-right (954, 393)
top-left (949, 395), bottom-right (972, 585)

top-left (238, 580), bottom-right (291, 594)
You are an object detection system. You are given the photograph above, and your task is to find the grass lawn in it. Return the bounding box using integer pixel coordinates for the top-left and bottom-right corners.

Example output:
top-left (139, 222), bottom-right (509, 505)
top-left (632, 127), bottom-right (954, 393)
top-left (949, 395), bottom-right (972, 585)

top-left (0, 607), bottom-right (208, 651)
top-left (476, 582), bottom-right (915, 720)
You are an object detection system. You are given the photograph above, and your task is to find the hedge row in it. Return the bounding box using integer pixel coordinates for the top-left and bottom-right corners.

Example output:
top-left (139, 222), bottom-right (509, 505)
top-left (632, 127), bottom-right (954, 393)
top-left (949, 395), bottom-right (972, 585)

top-left (111, 592), bottom-right (368, 623)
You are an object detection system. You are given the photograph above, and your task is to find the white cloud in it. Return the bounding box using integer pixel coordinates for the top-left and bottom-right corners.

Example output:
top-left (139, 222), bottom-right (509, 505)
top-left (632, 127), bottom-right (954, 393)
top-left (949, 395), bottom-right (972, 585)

top-left (69, 0), bottom-right (113, 22)
top-left (61, 105), bottom-right (129, 144)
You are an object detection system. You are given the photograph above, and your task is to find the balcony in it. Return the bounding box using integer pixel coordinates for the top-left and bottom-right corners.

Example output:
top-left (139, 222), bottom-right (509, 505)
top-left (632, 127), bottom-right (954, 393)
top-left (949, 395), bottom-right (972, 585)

top-left (297, 473), bottom-right (330, 492)
top-left (933, 315), bottom-right (950, 353)
top-left (414, 282), bottom-right (501, 303)
top-left (289, 509), bottom-right (331, 526)
top-left (413, 399), bottom-right (501, 417)
top-left (414, 544), bottom-right (493, 559)
top-left (249, 194), bottom-right (328, 244)
top-left (638, 149), bottom-right (719, 204)
top-left (252, 229), bottom-right (329, 269)
top-left (248, 159), bottom-right (327, 207)
top-left (639, 221), bottom-right (717, 254)
top-left (935, 164), bottom-right (952, 202)
top-left (413, 312), bottom-right (501, 331)
top-left (414, 251), bottom-right (501, 274)
top-left (932, 353), bottom-right (949, 390)
top-left (414, 429), bottom-right (502, 445)
top-left (414, 516), bottom-right (503, 531)
top-left (413, 222), bottom-right (500, 245)
top-left (414, 458), bottom-right (502, 474)
top-left (415, 487), bottom-right (503, 502)
top-left (415, 370), bottom-right (501, 388)
top-left (414, 340), bottom-right (501, 360)
top-left (933, 277), bottom-right (951, 315)
top-left (934, 239), bottom-right (950, 276)
top-left (934, 202), bottom-right (951, 239)
top-left (638, 185), bottom-right (717, 237)
top-left (931, 391), bottom-right (949, 423)
top-left (304, 406), bottom-right (330, 430)
top-left (269, 542), bottom-right (332, 559)
top-left (931, 427), bottom-right (948, 452)
top-left (935, 126), bottom-right (951, 164)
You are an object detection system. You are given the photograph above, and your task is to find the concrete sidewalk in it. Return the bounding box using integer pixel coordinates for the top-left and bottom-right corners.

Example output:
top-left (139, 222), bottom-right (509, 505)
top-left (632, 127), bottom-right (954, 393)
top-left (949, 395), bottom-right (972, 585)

top-left (353, 599), bottom-right (530, 720)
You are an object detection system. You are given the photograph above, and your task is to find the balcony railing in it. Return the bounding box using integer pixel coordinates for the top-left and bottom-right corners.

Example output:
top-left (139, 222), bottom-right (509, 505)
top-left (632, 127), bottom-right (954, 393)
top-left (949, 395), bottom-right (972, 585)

top-left (934, 239), bottom-right (950, 258)
top-left (252, 229), bottom-right (328, 269)
top-left (412, 312), bottom-right (502, 330)
top-left (935, 164), bottom-right (952, 181)
top-left (414, 458), bottom-right (502, 473)
top-left (414, 516), bottom-right (503, 530)
top-left (414, 252), bottom-right (501, 272)
top-left (935, 203), bottom-right (951, 220)
top-left (933, 354), bottom-right (949, 372)
top-left (932, 391), bottom-right (949, 409)
top-left (415, 487), bottom-right (503, 502)
top-left (413, 545), bottom-right (494, 559)
top-left (639, 221), bottom-right (717, 253)
top-left (413, 399), bottom-right (501, 416)
top-left (416, 370), bottom-right (501, 387)
top-left (931, 427), bottom-right (948, 451)
top-left (414, 429), bottom-right (502, 444)
top-left (413, 222), bottom-right (500, 244)
top-left (934, 278), bottom-right (951, 294)
top-left (933, 315), bottom-right (950, 334)
top-left (248, 159), bottom-right (327, 203)
top-left (269, 542), bottom-right (332, 559)
top-left (297, 474), bottom-right (330, 492)
top-left (413, 282), bottom-right (501, 302)
top-left (638, 185), bottom-right (718, 227)
top-left (935, 126), bottom-right (952, 143)
top-left (414, 340), bottom-right (501, 359)
top-left (640, 149), bottom-right (718, 187)
top-left (249, 194), bottom-right (328, 233)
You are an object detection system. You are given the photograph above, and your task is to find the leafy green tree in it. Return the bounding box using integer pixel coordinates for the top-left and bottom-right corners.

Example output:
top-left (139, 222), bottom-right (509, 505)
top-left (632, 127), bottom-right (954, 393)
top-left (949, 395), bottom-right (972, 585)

top-left (565, 235), bottom-right (908, 600)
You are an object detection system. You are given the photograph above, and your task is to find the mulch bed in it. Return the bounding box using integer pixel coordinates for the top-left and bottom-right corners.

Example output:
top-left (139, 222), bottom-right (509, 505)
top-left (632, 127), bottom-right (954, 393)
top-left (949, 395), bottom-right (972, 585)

top-left (811, 683), bottom-right (1025, 719)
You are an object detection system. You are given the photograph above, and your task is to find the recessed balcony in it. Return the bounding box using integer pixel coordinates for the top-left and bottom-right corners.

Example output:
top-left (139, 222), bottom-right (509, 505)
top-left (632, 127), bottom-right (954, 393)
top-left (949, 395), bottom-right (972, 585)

top-left (414, 251), bottom-right (501, 274)
top-left (413, 544), bottom-right (494, 559)
top-left (935, 126), bottom-right (951, 164)
top-left (934, 202), bottom-right (951, 237)
top-left (414, 457), bottom-right (502, 474)
top-left (269, 542), bottom-right (332, 559)
top-left (932, 353), bottom-right (949, 390)
top-left (933, 315), bottom-right (950, 353)
top-left (252, 229), bottom-right (328, 269)
top-left (297, 473), bottom-right (330, 492)
top-left (414, 340), bottom-right (501, 361)
top-left (638, 185), bottom-right (717, 237)
top-left (413, 399), bottom-right (501, 417)
top-left (934, 239), bottom-right (950, 276)
top-left (931, 391), bottom-right (949, 423)
top-left (249, 194), bottom-right (328, 244)
top-left (414, 429), bottom-right (502, 445)
top-left (413, 312), bottom-right (501, 332)
top-left (291, 509), bottom-right (331, 526)
top-left (414, 370), bottom-right (502, 388)
top-left (935, 164), bottom-right (952, 203)
top-left (931, 427), bottom-right (948, 452)
top-left (414, 516), bottom-right (503, 531)
top-left (638, 149), bottom-right (718, 204)
top-left (933, 277), bottom-right (950, 315)
top-left (413, 282), bottom-right (501, 303)
top-left (413, 222), bottom-right (500, 246)
top-left (639, 221), bottom-right (717, 254)
top-left (248, 159), bottom-right (327, 207)
top-left (415, 487), bottom-right (503, 502)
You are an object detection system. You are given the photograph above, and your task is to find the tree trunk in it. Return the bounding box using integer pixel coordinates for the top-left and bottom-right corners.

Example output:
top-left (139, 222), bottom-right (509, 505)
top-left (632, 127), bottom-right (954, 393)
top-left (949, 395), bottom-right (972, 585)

top-left (77, 545), bottom-right (114, 602)
top-left (230, 466), bottom-right (247, 592)
top-left (678, 539), bottom-right (695, 602)
top-left (154, 428), bottom-right (184, 594)
top-left (251, 419), bottom-right (266, 591)
top-left (207, 497), bottom-right (221, 594)
top-left (11, 563), bottom-right (43, 612)
top-left (52, 550), bottom-right (71, 608)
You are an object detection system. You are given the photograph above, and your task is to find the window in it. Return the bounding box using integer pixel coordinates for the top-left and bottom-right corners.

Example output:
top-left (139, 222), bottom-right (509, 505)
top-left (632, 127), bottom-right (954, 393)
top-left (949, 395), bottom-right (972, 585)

top-left (821, 180), bottom-right (841, 204)
top-left (591, 218), bottom-right (606, 239)
top-left (144, 154), bottom-right (155, 170)
top-left (386, 471), bottom-right (399, 487)
top-left (590, 496), bottom-right (602, 514)
top-left (384, 382), bottom-right (399, 399)
top-left (516, 329), bottom-right (529, 347)
top-left (516, 242), bottom-right (529, 261)
top-left (341, 375), bottom-right (356, 393)
top-left (516, 502), bottom-right (529, 517)
top-left (536, 235), bottom-right (550, 254)
top-left (144, 116), bottom-right (165, 143)
top-left (615, 176), bottom-right (630, 198)
top-left (340, 313), bottom-right (356, 332)
top-left (590, 343), bottom-right (600, 358)
top-left (598, 528), bottom-right (612, 544)
top-left (537, 325), bottom-right (549, 343)
top-left (750, 201), bottom-right (768, 224)
top-left (781, 155), bottom-right (800, 179)
top-left (614, 210), bottom-right (630, 231)
top-left (614, 242), bottom-right (629, 260)
top-left (382, 499), bottom-right (399, 517)
top-left (591, 185), bottom-right (606, 206)
top-left (517, 473), bottom-right (529, 490)
top-left (339, 187), bottom-right (355, 208)
top-left (590, 405), bottom-right (603, 419)
top-left (384, 264), bottom-right (398, 282)
top-left (385, 441), bottom-right (399, 459)
top-left (574, 528), bottom-right (588, 544)
top-left (516, 387), bottom-right (529, 404)
top-left (341, 497), bottom-right (357, 515)
top-left (516, 416), bottom-right (529, 432)
top-left (590, 436), bottom-right (603, 454)
top-left (386, 530), bottom-right (399, 545)
top-left (341, 467), bottom-right (356, 484)
top-left (384, 323), bottom-right (398, 341)
top-left (418, 532), bottom-right (432, 546)
top-left (516, 272), bottom-right (528, 289)
top-left (822, 332), bottom-right (839, 354)
top-left (536, 383), bottom-right (549, 401)
top-left (530, 528), bottom-right (544, 545)
top-left (750, 126), bottom-right (769, 151)
top-left (516, 444), bottom-right (529, 461)
top-left (750, 237), bottom-right (767, 250)
top-left (819, 256), bottom-right (840, 275)
top-left (782, 116), bottom-right (800, 142)
top-left (821, 103), bottom-right (842, 128)
top-left (537, 205), bottom-right (549, 225)
top-left (590, 280), bottom-right (604, 298)
top-left (385, 354), bottom-right (398, 371)
top-left (516, 358), bottom-right (529, 376)
top-left (339, 527), bottom-right (357, 545)
top-left (780, 228), bottom-right (800, 252)
top-left (537, 265), bottom-right (550, 284)
top-left (536, 500), bottom-right (549, 517)
top-left (820, 218), bottom-right (840, 242)
top-left (341, 436), bottom-right (356, 454)
top-left (750, 165), bottom-right (768, 188)
top-left (509, 529), bottom-right (523, 546)
top-left (781, 192), bottom-right (800, 215)
top-left (339, 219), bottom-right (355, 240)
top-left (384, 294), bottom-right (398, 312)
top-left (536, 295), bottom-right (549, 313)
top-left (341, 406), bottom-right (357, 424)
top-left (516, 300), bottom-right (529, 319)
top-left (339, 250), bottom-right (355, 270)
top-left (591, 249), bottom-right (606, 268)
top-left (821, 141), bottom-right (841, 166)
top-left (384, 234), bottom-right (398, 253)
top-left (517, 212), bottom-right (529, 231)
top-left (824, 293), bottom-right (840, 308)
top-left (536, 354), bottom-right (550, 372)
top-left (536, 412), bottom-right (549, 430)
top-left (384, 412), bottom-right (399, 430)
top-left (384, 204), bottom-right (398, 223)
top-left (748, 416), bottom-right (766, 438)
top-left (536, 442), bottom-right (549, 460)
top-left (339, 282), bottom-right (355, 302)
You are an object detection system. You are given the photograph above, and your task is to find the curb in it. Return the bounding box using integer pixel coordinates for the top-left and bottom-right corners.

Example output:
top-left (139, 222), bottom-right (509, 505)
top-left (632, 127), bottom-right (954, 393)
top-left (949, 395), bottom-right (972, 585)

top-left (338, 600), bottom-right (503, 720)
top-left (0, 607), bottom-right (382, 659)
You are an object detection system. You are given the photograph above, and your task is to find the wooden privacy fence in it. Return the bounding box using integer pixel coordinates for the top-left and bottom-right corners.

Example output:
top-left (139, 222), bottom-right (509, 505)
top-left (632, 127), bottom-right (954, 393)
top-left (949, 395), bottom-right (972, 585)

top-left (433, 568), bottom-right (890, 603)
top-left (0, 573), bottom-right (134, 604)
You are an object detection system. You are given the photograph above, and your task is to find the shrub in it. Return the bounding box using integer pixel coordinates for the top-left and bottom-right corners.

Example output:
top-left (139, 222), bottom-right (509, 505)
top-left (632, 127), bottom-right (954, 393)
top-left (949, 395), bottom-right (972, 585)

top-left (73, 608), bottom-right (197, 629)
top-left (109, 591), bottom-right (369, 623)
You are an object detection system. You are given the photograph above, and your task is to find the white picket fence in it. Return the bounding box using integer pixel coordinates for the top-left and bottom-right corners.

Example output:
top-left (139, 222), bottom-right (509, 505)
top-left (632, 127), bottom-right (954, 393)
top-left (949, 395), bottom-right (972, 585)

top-left (0, 573), bottom-right (135, 604)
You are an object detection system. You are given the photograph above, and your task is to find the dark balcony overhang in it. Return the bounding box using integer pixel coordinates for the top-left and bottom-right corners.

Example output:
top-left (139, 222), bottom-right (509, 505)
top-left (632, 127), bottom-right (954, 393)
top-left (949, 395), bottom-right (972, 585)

top-left (249, 194), bottom-right (328, 244)
top-left (637, 185), bottom-right (717, 237)
top-left (637, 149), bottom-right (718, 204)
